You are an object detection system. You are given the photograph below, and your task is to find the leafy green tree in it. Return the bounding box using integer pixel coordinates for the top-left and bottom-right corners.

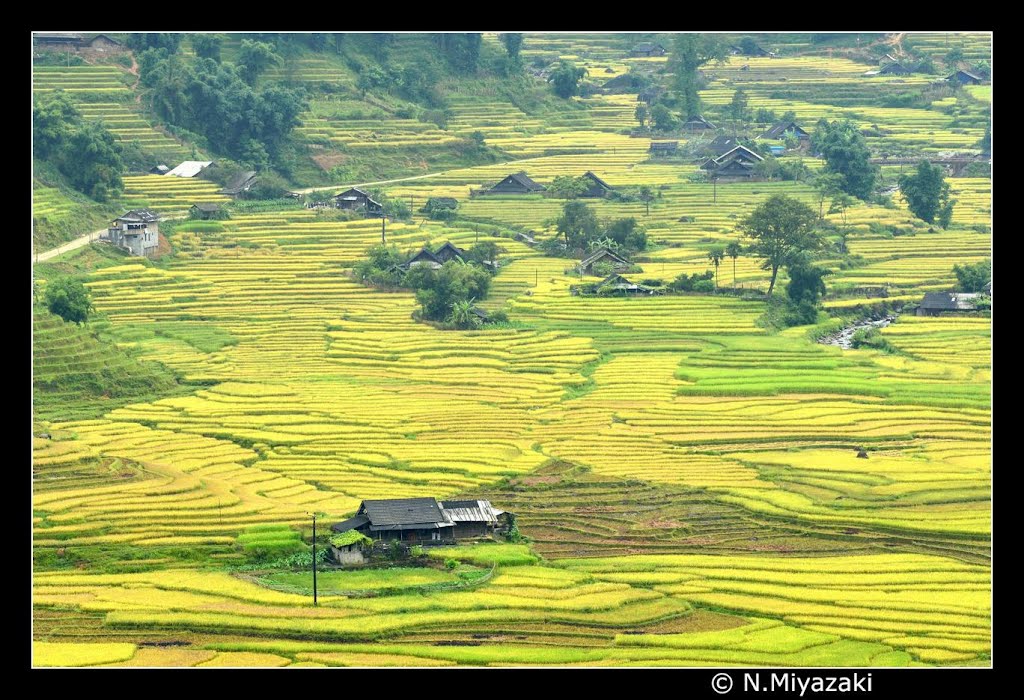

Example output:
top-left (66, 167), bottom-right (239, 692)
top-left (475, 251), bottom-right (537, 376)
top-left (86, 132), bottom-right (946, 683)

top-left (977, 123), bottom-right (991, 153)
top-left (467, 242), bottom-right (500, 267)
top-left (953, 260), bottom-right (991, 292)
top-left (729, 88), bottom-right (750, 124)
top-left (45, 277), bottom-right (93, 324)
top-left (548, 175), bottom-right (589, 199)
top-left (668, 34), bottom-right (728, 118)
top-left (634, 103), bottom-right (649, 128)
top-left (33, 91), bottom-right (79, 159)
top-left (649, 104), bottom-right (677, 131)
top-left (739, 37), bottom-right (760, 55)
top-left (126, 33), bottom-right (182, 53)
top-left (638, 186), bottom-right (655, 216)
top-left (707, 247), bottom-right (725, 288)
top-left (945, 46), bottom-right (964, 68)
top-left (236, 39), bottom-right (281, 85)
top-left (810, 119), bottom-right (878, 200)
top-left (555, 200), bottom-right (602, 250)
top-left (499, 33), bottom-right (523, 64)
top-left (407, 261), bottom-right (492, 322)
top-left (605, 217), bottom-right (648, 253)
top-left (738, 194), bottom-right (821, 296)
top-left (786, 257), bottom-right (831, 305)
top-left (59, 122), bottom-right (123, 201)
top-left (725, 241), bottom-right (742, 286)
top-left (898, 161), bottom-right (955, 226)
top-left (192, 34), bottom-right (223, 62)
top-left (811, 172), bottom-right (845, 220)
top-left (547, 61), bottom-right (587, 99)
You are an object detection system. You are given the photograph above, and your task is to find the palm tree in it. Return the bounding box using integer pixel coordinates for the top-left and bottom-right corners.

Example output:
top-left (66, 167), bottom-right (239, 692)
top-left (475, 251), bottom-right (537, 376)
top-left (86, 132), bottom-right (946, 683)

top-left (707, 247), bottom-right (725, 290)
top-left (725, 242), bottom-right (742, 287)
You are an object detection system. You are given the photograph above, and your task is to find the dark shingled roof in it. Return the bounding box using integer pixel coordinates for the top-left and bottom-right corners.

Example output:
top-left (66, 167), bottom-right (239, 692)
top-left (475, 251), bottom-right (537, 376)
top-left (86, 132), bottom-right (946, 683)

top-left (919, 292), bottom-right (980, 311)
top-left (683, 115), bottom-right (716, 129)
top-left (331, 514), bottom-right (370, 533)
top-left (434, 241), bottom-right (467, 259)
top-left (582, 171), bottom-right (613, 190)
top-left (579, 247), bottom-right (630, 268)
top-left (191, 202), bottom-right (223, 212)
top-left (360, 498), bottom-right (453, 531)
top-left (221, 170), bottom-right (258, 196)
top-left (502, 172), bottom-right (545, 191)
top-left (760, 121), bottom-right (809, 140)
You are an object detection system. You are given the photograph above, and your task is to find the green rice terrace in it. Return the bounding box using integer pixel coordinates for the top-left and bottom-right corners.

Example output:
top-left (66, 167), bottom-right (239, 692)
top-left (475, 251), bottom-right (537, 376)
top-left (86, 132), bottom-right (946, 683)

top-left (32, 31), bottom-right (991, 668)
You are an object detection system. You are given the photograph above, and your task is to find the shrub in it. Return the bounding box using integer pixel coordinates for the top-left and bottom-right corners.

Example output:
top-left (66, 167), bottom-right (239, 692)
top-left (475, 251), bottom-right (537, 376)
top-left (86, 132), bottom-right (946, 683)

top-left (445, 558), bottom-right (459, 570)
top-left (45, 277), bottom-right (93, 324)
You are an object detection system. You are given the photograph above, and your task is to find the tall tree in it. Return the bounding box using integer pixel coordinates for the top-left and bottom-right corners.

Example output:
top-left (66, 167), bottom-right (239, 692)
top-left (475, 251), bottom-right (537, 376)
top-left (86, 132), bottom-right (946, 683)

top-left (899, 161), bottom-right (955, 227)
top-left (668, 34), bottom-right (728, 118)
top-left (556, 200), bottom-right (602, 249)
top-left (33, 91), bottom-right (79, 159)
top-left (192, 34), bottom-right (223, 63)
top-left (707, 247), bottom-right (725, 289)
top-left (236, 39), bottom-right (281, 85)
top-left (725, 241), bottom-right (742, 286)
top-left (499, 33), bottom-right (523, 63)
top-left (738, 194), bottom-right (821, 296)
top-left (548, 61), bottom-right (587, 99)
top-left (811, 119), bottom-right (878, 200)
top-left (729, 88), bottom-right (749, 125)
top-left (45, 277), bottom-right (93, 324)
top-left (634, 103), bottom-right (649, 128)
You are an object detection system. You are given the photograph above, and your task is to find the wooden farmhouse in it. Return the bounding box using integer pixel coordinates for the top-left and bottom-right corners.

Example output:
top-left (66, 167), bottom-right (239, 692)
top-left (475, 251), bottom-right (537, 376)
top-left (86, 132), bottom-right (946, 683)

top-left (190, 202), bottom-right (225, 220)
top-left (102, 209), bottom-right (160, 258)
top-left (732, 42), bottom-right (775, 57)
top-left (400, 241), bottom-right (467, 270)
top-left (760, 120), bottom-right (810, 141)
top-left (34, 33), bottom-right (84, 50)
top-left (701, 145), bottom-right (764, 180)
top-left (481, 172), bottom-right (546, 195)
top-left (878, 62), bottom-right (913, 75)
top-left (578, 247), bottom-right (631, 275)
top-left (433, 241), bottom-right (467, 263)
top-left (401, 247), bottom-right (444, 271)
top-left (948, 69), bottom-right (983, 85)
top-left (682, 115), bottom-right (716, 131)
top-left (333, 187), bottom-right (383, 216)
top-left (149, 164), bottom-right (170, 175)
top-left (580, 171), bottom-right (614, 198)
top-left (630, 42), bottom-right (666, 57)
top-left (702, 135), bottom-right (742, 158)
top-left (330, 497), bottom-right (509, 545)
top-left (602, 73), bottom-right (647, 93)
top-left (220, 170), bottom-right (258, 197)
top-left (915, 292), bottom-right (984, 316)
top-left (649, 141), bottom-right (679, 156)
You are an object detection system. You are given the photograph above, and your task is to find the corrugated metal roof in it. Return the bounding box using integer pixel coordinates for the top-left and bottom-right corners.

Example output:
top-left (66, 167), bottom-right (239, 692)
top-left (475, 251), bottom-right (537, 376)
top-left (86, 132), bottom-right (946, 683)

top-left (439, 500), bottom-right (502, 524)
top-left (167, 161), bottom-right (214, 178)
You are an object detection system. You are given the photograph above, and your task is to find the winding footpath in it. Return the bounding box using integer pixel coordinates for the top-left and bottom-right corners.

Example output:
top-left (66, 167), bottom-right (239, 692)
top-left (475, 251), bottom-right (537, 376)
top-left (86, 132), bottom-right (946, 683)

top-left (34, 228), bottom-right (106, 263)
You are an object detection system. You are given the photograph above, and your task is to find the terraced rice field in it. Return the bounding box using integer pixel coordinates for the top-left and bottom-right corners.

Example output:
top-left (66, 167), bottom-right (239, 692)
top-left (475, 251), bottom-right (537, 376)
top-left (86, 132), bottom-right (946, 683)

top-left (121, 175), bottom-right (230, 213)
top-left (33, 66), bottom-right (193, 162)
top-left (33, 32), bottom-right (991, 668)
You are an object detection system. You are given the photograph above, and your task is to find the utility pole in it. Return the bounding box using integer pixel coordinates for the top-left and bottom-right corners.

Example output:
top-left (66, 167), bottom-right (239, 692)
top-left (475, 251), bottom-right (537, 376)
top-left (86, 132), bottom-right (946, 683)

top-left (311, 512), bottom-right (318, 607)
top-left (535, 268), bottom-right (538, 287)
top-left (713, 177), bottom-right (718, 203)
top-left (381, 217), bottom-right (386, 245)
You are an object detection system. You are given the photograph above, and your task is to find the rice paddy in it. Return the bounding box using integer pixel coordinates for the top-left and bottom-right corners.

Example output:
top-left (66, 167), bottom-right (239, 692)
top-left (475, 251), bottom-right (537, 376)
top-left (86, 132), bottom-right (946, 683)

top-left (33, 32), bottom-right (991, 668)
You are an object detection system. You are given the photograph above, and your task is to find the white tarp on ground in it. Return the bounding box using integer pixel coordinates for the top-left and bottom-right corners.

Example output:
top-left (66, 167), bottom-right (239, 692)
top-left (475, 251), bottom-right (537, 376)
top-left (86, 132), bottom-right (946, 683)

top-left (166, 161), bottom-right (213, 178)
